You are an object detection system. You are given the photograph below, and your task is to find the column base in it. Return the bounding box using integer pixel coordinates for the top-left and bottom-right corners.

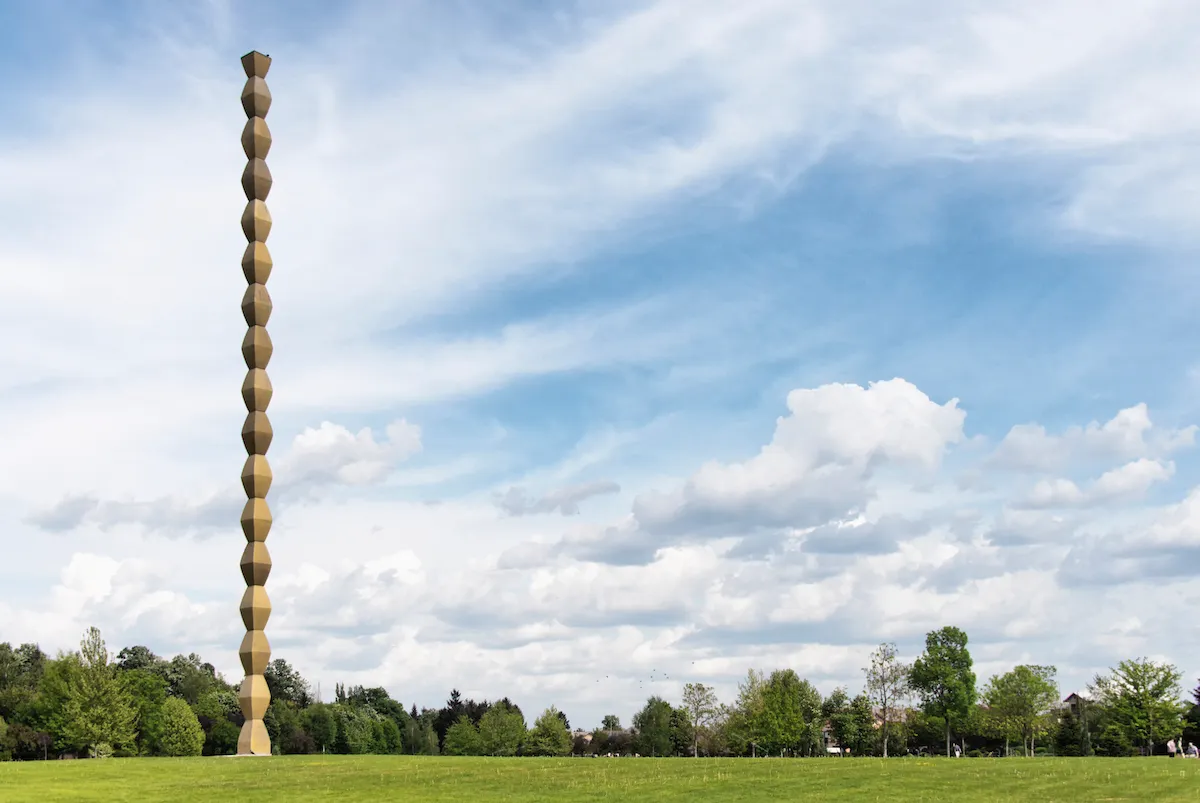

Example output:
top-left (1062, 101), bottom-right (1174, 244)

top-left (237, 718), bottom-right (272, 755)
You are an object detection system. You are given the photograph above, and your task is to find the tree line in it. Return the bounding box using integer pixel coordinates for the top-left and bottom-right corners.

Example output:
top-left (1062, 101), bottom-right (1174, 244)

top-left (0, 625), bottom-right (1196, 760)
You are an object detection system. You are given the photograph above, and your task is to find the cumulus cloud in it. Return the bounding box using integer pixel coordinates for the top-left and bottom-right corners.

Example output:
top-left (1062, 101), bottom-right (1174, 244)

top-left (1057, 486), bottom-right (1200, 588)
top-left (11, 381), bottom-right (1200, 728)
top-left (1020, 458), bottom-right (1176, 508)
top-left (990, 404), bottom-right (1195, 472)
top-left (5, 552), bottom-right (237, 659)
top-left (280, 419), bottom-right (423, 489)
top-left (549, 379), bottom-right (966, 563)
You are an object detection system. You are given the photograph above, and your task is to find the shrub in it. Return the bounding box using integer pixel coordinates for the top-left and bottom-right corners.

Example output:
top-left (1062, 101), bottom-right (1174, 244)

top-left (159, 698), bottom-right (205, 757)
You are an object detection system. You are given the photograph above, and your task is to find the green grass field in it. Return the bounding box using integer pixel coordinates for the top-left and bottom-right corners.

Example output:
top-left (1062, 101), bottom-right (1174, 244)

top-left (2, 755), bottom-right (1197, 802)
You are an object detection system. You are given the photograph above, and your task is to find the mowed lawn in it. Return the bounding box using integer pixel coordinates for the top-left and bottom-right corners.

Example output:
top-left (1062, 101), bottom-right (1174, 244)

top-left (2, 755), bottom-right (1198, 802)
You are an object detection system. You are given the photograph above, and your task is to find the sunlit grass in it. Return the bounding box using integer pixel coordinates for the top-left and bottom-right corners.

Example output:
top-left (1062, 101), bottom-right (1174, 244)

top-left (2, 755), bottom-right (1198, 802)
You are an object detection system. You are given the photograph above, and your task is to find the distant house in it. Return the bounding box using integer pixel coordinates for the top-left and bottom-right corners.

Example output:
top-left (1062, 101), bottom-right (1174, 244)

top-left (821, 719), bottom-right (836, 747)
top-left (1059, 693), bottom-right (1089, 716)
top-left (871, 705), bottom-right (918, 729)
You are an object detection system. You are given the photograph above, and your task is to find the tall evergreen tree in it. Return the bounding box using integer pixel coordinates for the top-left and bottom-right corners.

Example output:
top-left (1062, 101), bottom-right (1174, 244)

top-left (434, 689), bottom-right (466, 748)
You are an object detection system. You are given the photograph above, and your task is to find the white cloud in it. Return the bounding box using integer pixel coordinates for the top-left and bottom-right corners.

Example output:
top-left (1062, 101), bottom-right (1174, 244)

top-left (1091, 458), bottom-right (1176, 500)
top-left (1024, 478), bottom-right (1087, 508)
top-left (991, 404), bottom-right (1195, 472)
top-left (1021, 458), bottom-right (1176, 508)
top-left (24, 418), bottom-right (425, 536)
top-left (495, 480), bottom-right (622, 517)
top-left (630, 378), bottom-right (964, 538)
top-left (282, 419), bottom-right (422, 487)
top-left (8, 380), bottom-right (1200, 727)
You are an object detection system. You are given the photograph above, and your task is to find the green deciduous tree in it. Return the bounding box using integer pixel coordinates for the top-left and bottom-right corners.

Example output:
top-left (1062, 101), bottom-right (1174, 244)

top-left (701, 704), bottom-right (732, 757)
top-left (377, 716), bottom-right (403, 754)
top-left (864, 642), bottom-right (910, 757)
top-left (632, 696), bottom-right (675, 756)
top-left (983, 665), bottom-right (1058, 757)
top-left (797, 679), bottom-right (825, 756)
top-left (681, 683), bottom-right (719, 757)
top-left (263, 700), bottom-right (299, 755)
top-left (669, 706), bottom-right (695, 756)
top-left (163, 654), bottom-right (220, 706)
top-left (478, 700), bottom-right (525, 756)
top-left (757, 669), bottom-right (806, 756)
top-left (0, 643), bottom-right (47, 724)
top-left (114, 646), bottom-right (162, 674)
top-left (848, 694), bottom-right (877, 756)
top-left (264, 659), bottom-right (311, 708)
top-left (303, 703), bottom-right (338, 753)
top-left (195, 688), bottom-right (241, 756)
top-left (723, 669), bottom-right (765, 756)
top-left (821, 688), bottom-right (876, 756)
top-left (29, 654), bottom-right (75, 751)
top-left (60, 628), bottom-right (137, 756)
top-left (194, 688), bottom-right (239, 725)
top-left (120, 668), bottom-right (168, 756)
top-left (158, 697), bottom-right (205, 757)
top-left (1182, 680), bottom-right (1200, 750)
top-left (343, 685), bottom-right (409, 742)
top-left (525, 706), bottom-right (572, 757)
top-left (333, 704), bottom-right (376, 754)
top-left (910, 626), bottom-right (977, 757)
top-left (1090, 658), bottom-right (1186, 755)
top-left (208, 720), bottom-right (240, 755)
top-left (403, 709), bottom-right (440, 755)
top-left (443, 714), bottom-right (483, 756)
top-left (600, 714), bottom-right (621, 731)
top-left (823, 688), bottom-right (852, 752)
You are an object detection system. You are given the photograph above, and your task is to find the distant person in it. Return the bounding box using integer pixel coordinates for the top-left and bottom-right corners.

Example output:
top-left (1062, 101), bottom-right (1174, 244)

top-left (954, 744), bottom-right (962, 758)
top-left (1187, 742), bottom-right (1197, 758)
top-left (1166, 738), bottom-right (1176, 758)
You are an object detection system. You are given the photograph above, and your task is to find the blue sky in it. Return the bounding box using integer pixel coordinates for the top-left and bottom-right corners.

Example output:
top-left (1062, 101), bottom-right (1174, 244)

top-left (1, 0), bottom-right (1199, 728)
